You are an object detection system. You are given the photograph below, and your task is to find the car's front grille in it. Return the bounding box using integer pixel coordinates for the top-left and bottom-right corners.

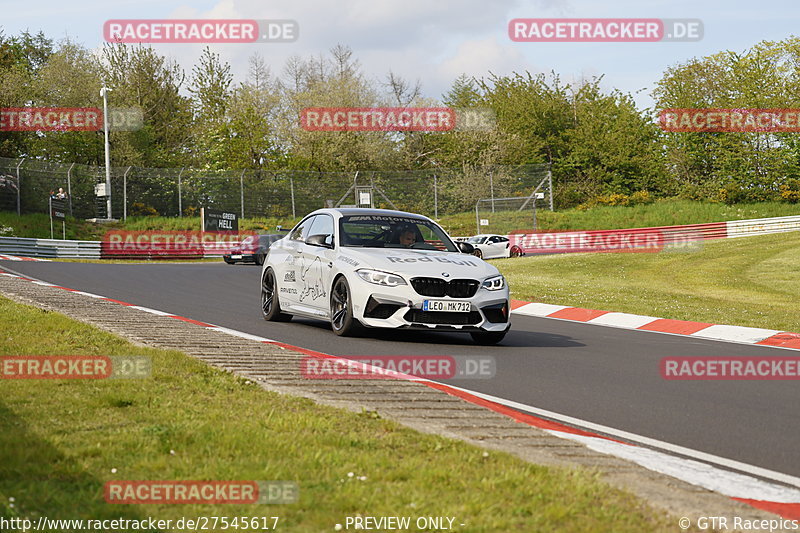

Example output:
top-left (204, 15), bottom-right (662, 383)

top-left (411, 278), bottom-right (479, 298)
top-left (404, 309), bottom-right (482, 325)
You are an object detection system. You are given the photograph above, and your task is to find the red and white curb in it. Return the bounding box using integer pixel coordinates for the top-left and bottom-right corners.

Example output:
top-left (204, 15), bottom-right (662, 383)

top-left (0, 254), bottom-right (49, 262)
top-left (1, 270), bottom-right (799, 520)
top-left (510, 301), bottom-right (800, 350)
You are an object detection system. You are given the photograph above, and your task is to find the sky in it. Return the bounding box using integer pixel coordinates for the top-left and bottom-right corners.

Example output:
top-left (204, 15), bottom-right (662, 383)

top-left (1, 0), bottom-right (798, 110)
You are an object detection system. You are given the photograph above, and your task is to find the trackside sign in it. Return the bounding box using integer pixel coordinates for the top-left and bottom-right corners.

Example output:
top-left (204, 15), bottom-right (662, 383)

top-left (202, 208), bottom-right (239, 232)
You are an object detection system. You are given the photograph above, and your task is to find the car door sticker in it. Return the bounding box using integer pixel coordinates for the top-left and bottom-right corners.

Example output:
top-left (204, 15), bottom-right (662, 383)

top-left (298, 255), bottom-right (327, 302)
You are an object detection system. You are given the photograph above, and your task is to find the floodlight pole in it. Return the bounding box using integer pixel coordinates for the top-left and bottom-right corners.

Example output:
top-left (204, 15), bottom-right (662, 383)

top-left (101, 87), bottom-right (113, 219)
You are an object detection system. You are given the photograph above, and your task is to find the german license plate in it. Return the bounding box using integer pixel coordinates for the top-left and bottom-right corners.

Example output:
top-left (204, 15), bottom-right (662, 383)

top-left (231, 255), bottom-right (242, 259)
top-left (423, 300), bottom-right (470, 312)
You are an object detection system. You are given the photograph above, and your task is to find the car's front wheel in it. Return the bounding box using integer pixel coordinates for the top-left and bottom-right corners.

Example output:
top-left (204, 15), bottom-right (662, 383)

top-left (254, 252), bottom-right (265, 266)
top-left (330, 276), bottom-right (361, 336)
top-left (470, 328), bottom-right (508, 345)
top-left (261, 268), bottom-right (291, 322)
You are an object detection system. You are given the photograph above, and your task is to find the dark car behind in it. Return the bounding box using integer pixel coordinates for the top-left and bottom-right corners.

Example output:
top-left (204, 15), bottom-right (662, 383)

top-left (223, 234), bottom-right (282, 265)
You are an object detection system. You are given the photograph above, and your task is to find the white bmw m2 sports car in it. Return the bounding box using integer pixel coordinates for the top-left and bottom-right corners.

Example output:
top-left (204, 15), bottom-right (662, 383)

top-left (260, 208), bottom-right (511, 344)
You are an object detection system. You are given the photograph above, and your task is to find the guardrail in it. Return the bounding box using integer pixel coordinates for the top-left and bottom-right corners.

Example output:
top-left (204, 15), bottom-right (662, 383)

top-left (1, 214), bottom-right (799, 259)
top-left (0, 236), bottom-right (101, 259)
top-left (726, 215), bottom-right (800, 238)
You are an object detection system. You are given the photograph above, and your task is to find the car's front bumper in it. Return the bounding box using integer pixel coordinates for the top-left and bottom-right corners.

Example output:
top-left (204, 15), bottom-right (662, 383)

top-left (349, 276), bottom-right (510, 332)
top-left (223, 253), bottom-right (257, 262)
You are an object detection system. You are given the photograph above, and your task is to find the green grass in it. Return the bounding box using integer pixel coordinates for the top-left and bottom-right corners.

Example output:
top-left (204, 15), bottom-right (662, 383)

top-left (496, 231), bottom-right (800, 333)
top-left (0, 212), bottom-right (109, 240)
top-left (0, 295), bottom-right (674, 532)
top-left (3, 198), bottom-right (799, 241)
top-left (436, 198), bottom-right (800, 236)
top-left (0, 213), bottom-right (298, 241)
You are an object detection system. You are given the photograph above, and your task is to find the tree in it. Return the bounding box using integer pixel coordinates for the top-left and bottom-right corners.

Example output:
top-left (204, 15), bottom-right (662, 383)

top-left (102, 43), bottom-right (192, 167)
top-left (653, 37), bottom-right (800, 200)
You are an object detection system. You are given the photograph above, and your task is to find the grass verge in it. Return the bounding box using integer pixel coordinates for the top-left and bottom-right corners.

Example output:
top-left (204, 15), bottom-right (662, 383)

top-left (496, 231), bottom-right (800, 333)
top-left (0, 295), bottom-right (673, 532)
top-left (438, 198), bottom-right (800, 236)
top-left (3, 199), bottom-right (799, 240)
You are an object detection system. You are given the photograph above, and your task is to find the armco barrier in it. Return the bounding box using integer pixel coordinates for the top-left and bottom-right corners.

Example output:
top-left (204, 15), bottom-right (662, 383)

top-left (0, 236), bottom-right (100, 259)
top-left (726, 215), bottom-right (800, 238)
top-left (510, 215), bottom-right (800, 255)
top-left (1, 214), bottom-right (799, 259)
top-left (0, 236), bottom-right (235, 260)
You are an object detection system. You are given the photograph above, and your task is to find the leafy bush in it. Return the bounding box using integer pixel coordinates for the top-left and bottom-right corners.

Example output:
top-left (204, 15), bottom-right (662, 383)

top-left (718, 183), bottom-right (780, 205)
top-left (676, 181), bottom-right (724, 202)
top-left (779, 179), bottom-right (800, 203)
top-left (130, 202), bottom-right (159, 216)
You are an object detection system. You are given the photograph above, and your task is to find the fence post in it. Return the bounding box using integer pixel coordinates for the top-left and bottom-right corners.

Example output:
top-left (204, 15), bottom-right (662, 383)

top-left (489, 171), bottom-right (495, 213)
top-left (548, 169), bottom-right (553, 211)
top-left (433, 173), bottom-right (438, 219)
top-left (177, 167), bottom-right (184, 217)
top-left (123, 166), bottom-right (132, 220)
top-left (475, 202), bottom-right (480, 235)
top-left (15, 157), bottom-right (24, 215)
top-left (66, 163), bottom-right (74, 217)
top-left (290, 176), bottom-right (296, 218)
top-left (240, 170), bottom-right (245, 218)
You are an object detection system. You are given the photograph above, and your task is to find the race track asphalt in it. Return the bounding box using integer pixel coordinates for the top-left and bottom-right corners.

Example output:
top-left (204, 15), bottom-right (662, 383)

top-left (2, 259), bottom-right (798, 480)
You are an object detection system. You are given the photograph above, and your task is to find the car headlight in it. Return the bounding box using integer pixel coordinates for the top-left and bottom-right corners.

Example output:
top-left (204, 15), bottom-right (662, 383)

top-left (356, 269), bottom-right (407, 287)
top-left (481, 274), bottom-right (505, 291)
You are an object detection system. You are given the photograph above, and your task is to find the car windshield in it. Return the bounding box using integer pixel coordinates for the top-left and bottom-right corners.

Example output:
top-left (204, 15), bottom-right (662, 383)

top-left (467, 236), bottom-right (486, 244)
top-left (339, 214), bottom-right (458, 252)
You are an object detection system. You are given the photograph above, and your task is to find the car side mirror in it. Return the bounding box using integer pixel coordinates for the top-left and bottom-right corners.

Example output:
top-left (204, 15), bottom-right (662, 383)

top-left (456, 241), bottom-right (475, 254)
top-left (306, 234), bottom-right (334, 249)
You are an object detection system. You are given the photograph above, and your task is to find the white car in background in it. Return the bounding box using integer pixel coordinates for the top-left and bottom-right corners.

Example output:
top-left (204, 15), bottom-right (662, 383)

top-left (260, 208), bottom-right (511, 344)
top-left (466, 234), bottom-right (524, 259)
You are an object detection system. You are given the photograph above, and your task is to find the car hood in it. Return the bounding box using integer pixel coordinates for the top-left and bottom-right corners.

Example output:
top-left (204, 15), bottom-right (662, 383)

top-left (339, 247), bottom-right (500, 280)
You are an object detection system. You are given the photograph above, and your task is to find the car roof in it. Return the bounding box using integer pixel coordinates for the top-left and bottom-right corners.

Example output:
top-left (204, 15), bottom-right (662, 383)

top-left (308, 207), bottom-right (433, 220)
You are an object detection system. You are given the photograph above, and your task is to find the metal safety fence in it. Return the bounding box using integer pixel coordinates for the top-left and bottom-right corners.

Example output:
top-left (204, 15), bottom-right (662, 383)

top-left (0, 157), bottom-right (551, 221)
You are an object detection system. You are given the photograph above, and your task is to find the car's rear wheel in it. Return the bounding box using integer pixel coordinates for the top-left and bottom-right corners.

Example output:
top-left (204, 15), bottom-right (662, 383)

top-left (330, 276), bottom-right (361, 336)
top-left (472, 248), bottom-right (483, 259)
top-left (261, 268), bottom-right (291, 321)
top-left (224, 257), bottom-right (234, 264)
top-left (470, 328), bottom-right (508, 345)
top-left (510, 245), bottom-right (523, 258)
